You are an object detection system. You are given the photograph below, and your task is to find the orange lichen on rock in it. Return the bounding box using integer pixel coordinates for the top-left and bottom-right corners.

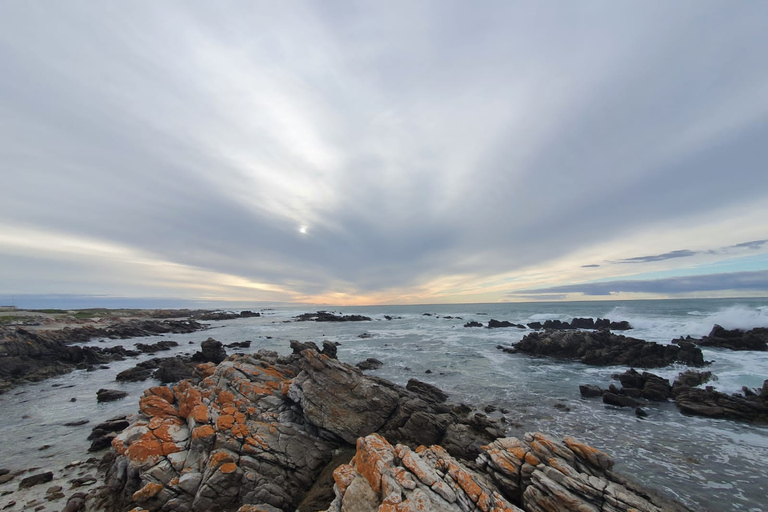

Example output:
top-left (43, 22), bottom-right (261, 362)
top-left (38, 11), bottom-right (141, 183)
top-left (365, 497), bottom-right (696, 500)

top-left (192, 425), bottom-right (215, 439)
top-left (208, 450), bottom-right (235, 469)
top-left (217, 414), bottom-right (235, 430)
top-left (219, 462), bottom-right (238, 474)
top-left (332, 463), bottom-right (357, 496)
top-left (443, 459), bottom-right (490, 509)
top-left (132, 482), bottom-right (164, 502)
top-left (524, 452), bottom-right (540, 466)
top-left (217, 389), bottom-right (235, 406)
top-left (486, 448), bottom-right (522, 476)
top-left (147, 386), bottom-right (174, 403)
top-left (140, 395), bottom-right (179, 418)
top-left (195, 362), bottom-right (216, 378)
top-left (563, 436), bottom-right (614, 470)
top-left (354, 433), bottom-right (395, 494)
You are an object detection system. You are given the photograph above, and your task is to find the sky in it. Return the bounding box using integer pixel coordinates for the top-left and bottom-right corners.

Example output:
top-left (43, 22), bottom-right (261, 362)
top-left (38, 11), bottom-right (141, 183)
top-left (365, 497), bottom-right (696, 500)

top-left (1, 1), bottom-right (767, 306)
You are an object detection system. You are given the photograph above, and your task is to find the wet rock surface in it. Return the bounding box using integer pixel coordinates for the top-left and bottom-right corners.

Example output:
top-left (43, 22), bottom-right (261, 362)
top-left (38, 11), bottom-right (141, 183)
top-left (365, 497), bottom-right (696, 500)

top-left (673, 379), bottom-right (768, 423)
top-left (688, 324), bottom-right (768, 351)
top-left (503, 329), bottom-right (705, 368)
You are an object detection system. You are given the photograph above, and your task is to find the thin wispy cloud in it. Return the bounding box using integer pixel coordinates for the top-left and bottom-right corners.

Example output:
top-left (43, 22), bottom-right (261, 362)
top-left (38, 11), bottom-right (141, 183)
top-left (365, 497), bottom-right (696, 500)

top-left (1, 2), bottom-right (767, 304)
top-left (519, 270), bottom-right (768, 297)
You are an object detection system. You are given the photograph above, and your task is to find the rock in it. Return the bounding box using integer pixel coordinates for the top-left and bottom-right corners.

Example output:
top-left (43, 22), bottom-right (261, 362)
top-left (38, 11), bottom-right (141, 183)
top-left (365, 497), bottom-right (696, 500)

top-left (324, 431), bottom-right (690, 512)
top-left (578, 384), bottom-right (603, 397)
top-left (504, 329), bottom-right (705, 368)
top-left (135, 340), bottom-right (179, 353)
top-left (0, 474), bottom-right (14, 484)
top-left (0, 318), bottom-right (204, 392)
top-left (191, 338), bottom-right (227, 364)
top-left (18, 471), bottom-right (53, 489)
top-left (487, 319), bottom-right (525, 328)
top-left (224, 340), bottom-right (252, 349)
top-left (96, 389), bottom-right (128, 402)
top-left (294, 311), bottom-right (372, 322)
top-left (525, 318), bottom-right (630, 331)
top-left (61, 492), bottom-right (88, 512)
top-left (357, 332), bottom-right (374, 339)
top-left (615, 368), bottom-right (672, 401)
top-left (672, 370), bottom-right (714, 393)
top-left (323, 433), bottom-right (523, 512)
top-left (239, 310), bottom-right (261, 318)
top-left (673, 385), bottom-right (768, 423)
top-left (116, 365), bottom-right (154, 382)
top-left (355, 358), bottom-right (384, 370)
top-left (636, 407), bottom-right (649, 417)
top-left (570, 317), bottom-right (595, 329)
top-left (320, 341), bottom-right (338, 359)
top-left (88, 417), bottom-right (130, 440)
top-left (694, 324), bottom-right (768, 351)
top-left (94, 346), bottom-right (503, 512)
top-left (463, 321), bottom-right (483, 327)
top-left (603, 392), bottom-right (641, 408)
top-left (406, 379), bottom-right (448, 403)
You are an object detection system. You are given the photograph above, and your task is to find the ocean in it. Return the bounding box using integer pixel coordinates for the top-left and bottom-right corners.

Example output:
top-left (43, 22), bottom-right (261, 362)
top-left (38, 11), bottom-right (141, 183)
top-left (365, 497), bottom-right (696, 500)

top-left (1, 298), bottom-right (767, 511)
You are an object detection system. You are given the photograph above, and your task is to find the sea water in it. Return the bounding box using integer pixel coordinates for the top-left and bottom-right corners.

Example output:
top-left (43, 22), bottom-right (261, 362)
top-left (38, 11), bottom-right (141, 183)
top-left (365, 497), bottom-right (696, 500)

top-left (1, 298), bottom-right (767, 511)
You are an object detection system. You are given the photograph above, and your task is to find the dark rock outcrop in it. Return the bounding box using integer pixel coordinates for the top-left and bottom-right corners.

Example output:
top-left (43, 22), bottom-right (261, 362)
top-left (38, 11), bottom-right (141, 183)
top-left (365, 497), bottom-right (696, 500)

top-left (673, 379), bottom-right (768, 423)
top-left (463, 321), bottom-right (483, 328)
top-left (526, 317), bottom-right (631, 331)
top-left (18, 471), bottom-right (54, 489)
top-left (295, 311), bottom-right (372, 322)
top-left (355, 358), bottom-right (384, 370)
top-left (503, 329), bottom-right (705, 368)
top-left (135, 340), bottom-right (179, 354)
top-left (96, 389), bottom-right (128, 402)
top-left (0, 319), bottom-right (205, 392)
top-left (695, 324), bottom-right (768, 351)
top-left (614, 368), bottom-right (673, 401)
top-left (487, 319), bottom-right (526, 329)
top-left (191, 338), bottom-right (227, 364)
top-left (406, 378), bottom-right (448, 403)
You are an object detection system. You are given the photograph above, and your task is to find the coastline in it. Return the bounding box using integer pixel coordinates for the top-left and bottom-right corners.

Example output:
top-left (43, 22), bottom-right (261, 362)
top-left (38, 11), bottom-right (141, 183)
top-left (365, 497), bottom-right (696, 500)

top-left (0, 301), bottom-right (766, 510)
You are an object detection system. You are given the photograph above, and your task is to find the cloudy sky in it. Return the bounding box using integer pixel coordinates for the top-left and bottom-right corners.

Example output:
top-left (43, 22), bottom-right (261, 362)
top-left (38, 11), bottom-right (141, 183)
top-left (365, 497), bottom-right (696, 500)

top-left (1, 1), bottom-right (767, 306)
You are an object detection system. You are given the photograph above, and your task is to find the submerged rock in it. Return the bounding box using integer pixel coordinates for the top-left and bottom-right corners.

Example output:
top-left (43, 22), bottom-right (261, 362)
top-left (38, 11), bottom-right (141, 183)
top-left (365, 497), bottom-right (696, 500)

top-left (503, 329), bottom-right (705, 368)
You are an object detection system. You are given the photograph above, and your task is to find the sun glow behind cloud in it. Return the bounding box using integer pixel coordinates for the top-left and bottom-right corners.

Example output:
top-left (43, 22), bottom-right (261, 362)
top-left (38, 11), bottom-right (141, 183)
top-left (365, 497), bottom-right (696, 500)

top-left (0, 2), bottom-right (767, 305)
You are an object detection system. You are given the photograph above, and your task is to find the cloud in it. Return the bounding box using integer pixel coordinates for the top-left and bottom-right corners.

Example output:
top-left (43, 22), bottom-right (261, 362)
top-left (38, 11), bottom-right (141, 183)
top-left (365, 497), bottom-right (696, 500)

top-left (520, 270), bottom-right (768, 296)
top-left (728, 239), bottom-right (768, 251)
top-left (1, 2), bottom-right (768, 303)
top-left (617, 249), bottom-right (699, 264)
top-left (581, 264), bottom-right (601, 268)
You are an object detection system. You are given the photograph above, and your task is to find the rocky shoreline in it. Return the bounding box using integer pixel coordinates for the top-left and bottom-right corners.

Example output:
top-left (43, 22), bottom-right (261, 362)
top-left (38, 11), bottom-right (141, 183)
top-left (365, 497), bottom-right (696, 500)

top-left (62, 343), bottom-right (692, 512)
top-left (1, 310), bottom-right (767, 511)
top-left (0, 318), bottom-right (207, 393)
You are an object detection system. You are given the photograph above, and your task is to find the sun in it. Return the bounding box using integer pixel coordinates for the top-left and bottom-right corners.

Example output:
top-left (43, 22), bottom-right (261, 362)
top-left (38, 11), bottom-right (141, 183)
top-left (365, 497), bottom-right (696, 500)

top-left (298, 225), bottom-right (308, 235)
